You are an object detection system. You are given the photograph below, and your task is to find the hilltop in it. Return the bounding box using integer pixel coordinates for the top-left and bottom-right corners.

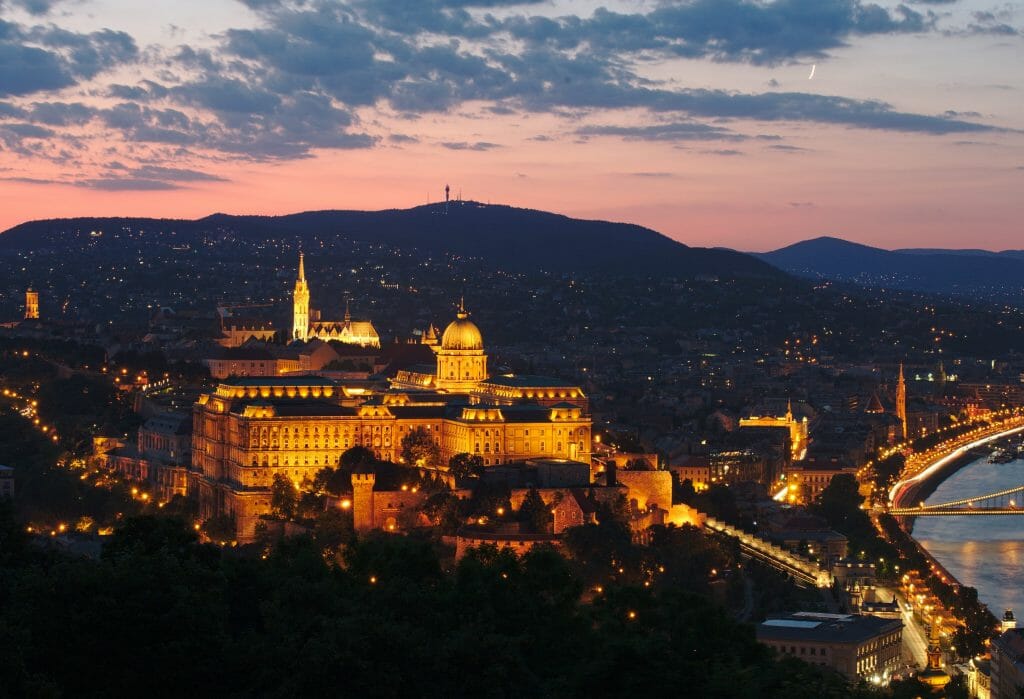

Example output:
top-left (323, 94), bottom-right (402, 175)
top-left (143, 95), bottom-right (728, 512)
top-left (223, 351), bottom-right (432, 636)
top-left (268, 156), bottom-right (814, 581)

top-left (0, 202), bottom-right (780, 279)
top-left (756, 236), bottom-right (1024, 300)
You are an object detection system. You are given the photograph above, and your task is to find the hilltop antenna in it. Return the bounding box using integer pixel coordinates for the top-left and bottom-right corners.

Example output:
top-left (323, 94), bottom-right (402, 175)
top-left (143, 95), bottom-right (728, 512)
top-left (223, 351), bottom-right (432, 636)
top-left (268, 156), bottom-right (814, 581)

top-left (444, 184), bottom-right (450, 215)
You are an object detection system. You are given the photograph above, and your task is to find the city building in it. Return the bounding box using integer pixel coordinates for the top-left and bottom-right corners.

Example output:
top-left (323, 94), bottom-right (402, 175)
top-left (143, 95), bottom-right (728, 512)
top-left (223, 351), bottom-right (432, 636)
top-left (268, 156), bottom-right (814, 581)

top-left (0, 465), bottom-right (14, 498)
top-left (93, 415), bottom-right (191, 502)
top-left (739, 399), bottom-right (808, 460)
top-left (966, 657), bottom-right (992, 699)
top-left (783, 462), bottom-right (859, 504)
top-left (454, 525), bottom-right (562, 560)
top-left (217, 308), bottom-right (278, 347)
top-left (204, 339), bottom-right (351, 378)
top-left (204, 345), bottom-right (279, 378)
top-left (192, 305), bottom-right (591, 541)
top-left (992, 623), bottom-right (1024, 699)
top-left (756, 612), bottom-right (902, 681)
top-left (24, 288), bottom-right (39, 320)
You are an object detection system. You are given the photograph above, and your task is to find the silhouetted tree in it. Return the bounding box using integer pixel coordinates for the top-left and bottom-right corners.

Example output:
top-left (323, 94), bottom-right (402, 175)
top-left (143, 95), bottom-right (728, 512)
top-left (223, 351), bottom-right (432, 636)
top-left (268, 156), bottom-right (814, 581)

top-left (400, 426), bottom-right (441, 467)
top-left (340, 445), bottom-right (377, 472)
top-left (270, 473), bottom-right (297, 519)
top-left (448, 452), bottom-right (483, 480)
top-left (519, 487), bottom-right (550, 533)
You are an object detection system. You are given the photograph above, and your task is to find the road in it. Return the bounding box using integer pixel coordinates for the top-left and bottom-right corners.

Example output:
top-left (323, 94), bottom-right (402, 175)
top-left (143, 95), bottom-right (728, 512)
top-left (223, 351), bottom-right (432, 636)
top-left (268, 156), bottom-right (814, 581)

top-left (872, 582), bottom-right (927, 669)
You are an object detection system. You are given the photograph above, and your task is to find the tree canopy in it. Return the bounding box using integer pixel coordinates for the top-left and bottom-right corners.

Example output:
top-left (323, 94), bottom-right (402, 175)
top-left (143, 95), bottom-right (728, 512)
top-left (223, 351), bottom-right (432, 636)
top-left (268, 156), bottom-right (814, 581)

top-left (400, 426), bottom-right (441, 467)
top-left (0, 511), bottom-right (875, 698)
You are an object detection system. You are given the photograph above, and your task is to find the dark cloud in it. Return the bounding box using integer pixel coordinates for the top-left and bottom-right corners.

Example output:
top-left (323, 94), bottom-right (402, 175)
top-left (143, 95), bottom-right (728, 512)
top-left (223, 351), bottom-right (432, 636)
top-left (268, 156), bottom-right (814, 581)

top-left (704, 148), bottom-right (744, 155)
top-left (129, 166), bottom-right (227, 182)
top-left (504, 0), bottom-right (932, 66)
top-left (0, 101), bottom-right (26, 118)
top-left (440, 141), bottom-right (500, 150)
top-left (27, 101), bottom-right (93, 126)
top-left (80, 178), bottom-right (182, 191)
top-left (630, 171), bottom-right (675, 177)
top-left (107, 80), bottom-right (169, 100)
top-left (1, 121), bottom-right (54, 138)
top-left (2, 176), bottom-right (64, 185)
top-left (641, 89), bottom-right (997, 135)
top-left (577, 121), bottom-right (741, 142)
top-left (2, 0), bottom-right (61, 15)
top-left (0, 38), bottom-right (74, 97)
top-left (388, 133), bottom-right (418, 144)
top-left (965, 11), bottom-right (1018, 36)
top-left (0, 19), bottom-right (137, 97)
top-left (2, 165), bottom-right (225, 190)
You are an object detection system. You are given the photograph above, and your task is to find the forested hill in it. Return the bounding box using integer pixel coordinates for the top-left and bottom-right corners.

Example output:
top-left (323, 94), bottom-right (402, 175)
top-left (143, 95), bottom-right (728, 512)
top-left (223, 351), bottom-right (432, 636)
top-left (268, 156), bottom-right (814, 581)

top-left (0, 202), bottom-right (781, 278)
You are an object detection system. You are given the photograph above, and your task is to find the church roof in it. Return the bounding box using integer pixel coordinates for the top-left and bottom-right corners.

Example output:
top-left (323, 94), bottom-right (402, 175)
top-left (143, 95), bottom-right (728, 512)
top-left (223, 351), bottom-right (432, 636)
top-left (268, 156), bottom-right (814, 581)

top-left (865, 392), bottom-right (886, 413)
top-left (311, 320), bottom-right (379, 338)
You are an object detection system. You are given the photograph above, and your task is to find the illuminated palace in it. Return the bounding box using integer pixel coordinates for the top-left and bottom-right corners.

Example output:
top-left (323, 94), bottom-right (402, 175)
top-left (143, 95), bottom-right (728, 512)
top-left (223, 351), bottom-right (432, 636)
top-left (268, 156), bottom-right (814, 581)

top-left (292, 253), bottom-right (379, 346)
top-left (193, 302), bottom-right (591, 541)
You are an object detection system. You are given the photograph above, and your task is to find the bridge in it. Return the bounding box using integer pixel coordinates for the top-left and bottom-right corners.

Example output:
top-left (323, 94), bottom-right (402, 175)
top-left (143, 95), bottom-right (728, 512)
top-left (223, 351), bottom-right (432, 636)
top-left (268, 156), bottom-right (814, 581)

top-left (889, 483), bottom-right (1024, 516)
top-left (703, 516), bottom-right (832, 588)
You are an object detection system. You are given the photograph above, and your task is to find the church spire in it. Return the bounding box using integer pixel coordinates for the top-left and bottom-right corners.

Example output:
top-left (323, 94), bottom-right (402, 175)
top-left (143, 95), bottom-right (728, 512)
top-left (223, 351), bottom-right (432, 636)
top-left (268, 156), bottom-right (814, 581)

top-left (344, 298), bottom-right (351, 324)
top-left (293, 251), bottom-right (310, 341)
top-left (896, 362), bottom-right (907, 440)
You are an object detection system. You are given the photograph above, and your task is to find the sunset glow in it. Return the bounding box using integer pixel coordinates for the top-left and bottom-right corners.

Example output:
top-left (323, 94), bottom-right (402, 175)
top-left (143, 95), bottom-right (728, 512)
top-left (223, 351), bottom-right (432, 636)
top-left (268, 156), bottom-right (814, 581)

top-left (1, 0), bottom-right (1021, 250)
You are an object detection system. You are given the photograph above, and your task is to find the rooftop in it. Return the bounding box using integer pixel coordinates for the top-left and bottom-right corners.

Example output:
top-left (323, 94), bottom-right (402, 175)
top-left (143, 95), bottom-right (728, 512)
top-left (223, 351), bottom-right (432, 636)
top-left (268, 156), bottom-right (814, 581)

top-left (757, 613), bottom-right (902, 644)
top-left (220, 376), bottom-right (339, 387)
top-left (482, 374), bottom-right (581, 388)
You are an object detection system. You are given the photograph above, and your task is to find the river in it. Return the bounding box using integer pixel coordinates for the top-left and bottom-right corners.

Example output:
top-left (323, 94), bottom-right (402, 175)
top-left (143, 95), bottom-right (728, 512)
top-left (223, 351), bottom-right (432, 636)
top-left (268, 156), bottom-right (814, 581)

top-left (913, 453), bottom-right (1024, 617)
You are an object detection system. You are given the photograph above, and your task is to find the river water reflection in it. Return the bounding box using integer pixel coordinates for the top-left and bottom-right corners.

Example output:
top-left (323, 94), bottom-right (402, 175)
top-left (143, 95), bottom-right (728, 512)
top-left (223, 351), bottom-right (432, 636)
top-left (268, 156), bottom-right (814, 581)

top-left (913, 456), bottom-right (1024, 616)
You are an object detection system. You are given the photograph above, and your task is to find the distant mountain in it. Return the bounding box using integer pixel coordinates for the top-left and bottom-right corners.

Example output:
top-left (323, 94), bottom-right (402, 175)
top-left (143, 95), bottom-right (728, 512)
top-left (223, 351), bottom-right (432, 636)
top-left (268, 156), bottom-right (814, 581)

top-left (756, 236), bottom-right (1024, 299)
top-left (0, 202), bottom-right (780, 278)
top-left (896, 248), bottom-right (1024, 260)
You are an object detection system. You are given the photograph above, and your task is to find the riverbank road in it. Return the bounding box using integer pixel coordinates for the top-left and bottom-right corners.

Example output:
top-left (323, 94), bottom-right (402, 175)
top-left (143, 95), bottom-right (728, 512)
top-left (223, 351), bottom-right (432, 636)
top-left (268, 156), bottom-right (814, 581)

top-left (896, 592), bottom-right (928, 668)
top-left (873, 583), bottom-right (928, 668)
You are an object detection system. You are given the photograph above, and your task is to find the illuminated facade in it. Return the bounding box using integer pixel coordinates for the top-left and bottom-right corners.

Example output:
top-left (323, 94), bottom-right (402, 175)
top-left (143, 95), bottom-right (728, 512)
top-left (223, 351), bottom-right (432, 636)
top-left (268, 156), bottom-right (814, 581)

top-left (292, 253), bottom-right (379, 347)
top-left (192, 305), bottom-right (591, 541)
top-left (739, 400), bottom-right (808, 460)
top-left (435, 300), bottom-right (487, 391)
top-left (24, 288), bottom-right (39, 320)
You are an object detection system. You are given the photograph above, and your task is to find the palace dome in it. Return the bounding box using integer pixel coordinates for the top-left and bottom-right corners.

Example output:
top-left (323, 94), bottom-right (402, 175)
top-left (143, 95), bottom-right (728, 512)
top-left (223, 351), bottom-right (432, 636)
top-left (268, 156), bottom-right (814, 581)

top-left (441, 307), bottom-right (483, 350)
